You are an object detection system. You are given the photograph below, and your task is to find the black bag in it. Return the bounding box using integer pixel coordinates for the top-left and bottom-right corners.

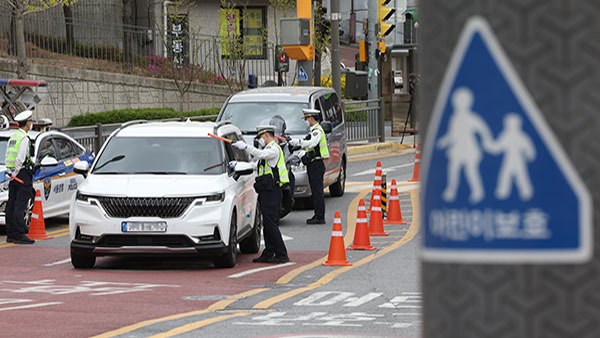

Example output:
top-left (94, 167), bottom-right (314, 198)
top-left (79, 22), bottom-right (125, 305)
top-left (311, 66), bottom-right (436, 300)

top-left (253, 174), bottom-right (276, 194)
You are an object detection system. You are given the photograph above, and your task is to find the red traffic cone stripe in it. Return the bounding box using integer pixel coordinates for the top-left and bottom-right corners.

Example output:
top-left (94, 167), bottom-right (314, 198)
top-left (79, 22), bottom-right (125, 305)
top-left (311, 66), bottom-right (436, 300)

top-left (27, 189), bottom-right (52, 240)
top-left (349, 200), bottom-right (376, 251)
top-left (385, 179), bottom-right (407, 225)
top-left (409, 146), bottom-right (420, 182)
top-left (368, 190), bottom-right (389, 237)
top-left (323, 211), bottom-right (352, 266)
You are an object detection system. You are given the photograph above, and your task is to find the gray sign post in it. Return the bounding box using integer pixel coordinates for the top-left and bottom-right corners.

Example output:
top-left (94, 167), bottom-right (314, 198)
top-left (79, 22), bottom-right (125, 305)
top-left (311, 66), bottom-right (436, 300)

top-left (420, 2), bottom-right (600, 337)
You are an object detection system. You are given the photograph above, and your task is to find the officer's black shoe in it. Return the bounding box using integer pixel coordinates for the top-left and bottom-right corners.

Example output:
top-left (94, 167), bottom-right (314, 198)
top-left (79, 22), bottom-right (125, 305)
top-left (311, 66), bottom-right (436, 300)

top-left (12, 236), bottom-right (34, 245)
top-left (266, 255), bottom-right (290, 264)
top-left (306, 218), bottom-right (326, 225)
top-left (6, 237), bottom-right (15, 243)
top-left (252, 255), bottom-right (273, 263)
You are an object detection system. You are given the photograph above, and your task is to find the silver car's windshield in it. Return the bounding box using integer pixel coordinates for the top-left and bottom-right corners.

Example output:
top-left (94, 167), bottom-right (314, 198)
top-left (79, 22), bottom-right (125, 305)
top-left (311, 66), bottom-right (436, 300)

top-left (220, 102), bottom-right (309, 134)
top-left (93, 136), bottom-right (225, 175)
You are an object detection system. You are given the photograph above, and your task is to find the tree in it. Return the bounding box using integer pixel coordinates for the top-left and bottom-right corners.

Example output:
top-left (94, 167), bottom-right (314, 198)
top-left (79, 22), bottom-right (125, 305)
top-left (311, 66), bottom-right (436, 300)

top-left (122, 0), bottom-right (134, 69)
top-left (3, 0), bottom-right (78, 79)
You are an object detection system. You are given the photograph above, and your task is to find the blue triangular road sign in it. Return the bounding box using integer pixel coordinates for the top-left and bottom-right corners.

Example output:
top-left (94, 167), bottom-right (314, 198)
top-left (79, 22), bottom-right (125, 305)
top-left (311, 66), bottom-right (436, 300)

top-left (422, 17), bottom-right (592, 263)
top-left (298, 65), bottom-right (308, 81)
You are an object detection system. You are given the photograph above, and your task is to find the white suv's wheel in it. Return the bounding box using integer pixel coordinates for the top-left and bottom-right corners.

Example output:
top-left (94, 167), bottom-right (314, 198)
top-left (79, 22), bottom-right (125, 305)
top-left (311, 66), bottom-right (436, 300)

top-left (71, 249), bottom-right (96, 269)
top-left (214, 212), bottom-right (237, 268)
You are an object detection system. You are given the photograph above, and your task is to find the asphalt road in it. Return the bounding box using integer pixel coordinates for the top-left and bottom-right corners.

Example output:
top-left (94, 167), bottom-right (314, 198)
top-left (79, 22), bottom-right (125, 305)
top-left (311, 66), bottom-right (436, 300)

top-left (0, 148), bottom-right (420, 338)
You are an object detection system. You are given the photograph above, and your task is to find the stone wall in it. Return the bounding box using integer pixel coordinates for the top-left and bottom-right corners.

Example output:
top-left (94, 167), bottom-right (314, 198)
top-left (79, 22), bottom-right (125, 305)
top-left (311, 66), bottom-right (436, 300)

top-left (0, 59), bottom-right (231, 127)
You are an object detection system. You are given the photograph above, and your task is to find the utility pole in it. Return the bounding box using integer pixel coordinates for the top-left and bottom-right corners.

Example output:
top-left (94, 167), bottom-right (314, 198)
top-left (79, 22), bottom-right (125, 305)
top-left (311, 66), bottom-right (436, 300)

top-left (367, 0), bottom-right (378, 100)
top-left (330, 0), bottom-right (341, 97)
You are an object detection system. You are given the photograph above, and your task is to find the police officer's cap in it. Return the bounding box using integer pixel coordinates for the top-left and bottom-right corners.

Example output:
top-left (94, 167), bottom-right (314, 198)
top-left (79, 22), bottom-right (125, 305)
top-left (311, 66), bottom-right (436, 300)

top-left (256, 125), bottom-right (277, 137)
top-left (302, 109), bottom-right (320, 119)
top-left (14, 110), bottom-right (33, 122)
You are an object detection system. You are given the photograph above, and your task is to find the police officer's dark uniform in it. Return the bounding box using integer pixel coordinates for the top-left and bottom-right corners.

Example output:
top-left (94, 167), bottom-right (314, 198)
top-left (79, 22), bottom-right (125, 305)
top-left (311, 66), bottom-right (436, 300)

top-left (299, 108), bottom-right (329, 224)
top-left (233, 126), bottom-right (290, 263)
top-left (4, 110), bottom-right (35, 244)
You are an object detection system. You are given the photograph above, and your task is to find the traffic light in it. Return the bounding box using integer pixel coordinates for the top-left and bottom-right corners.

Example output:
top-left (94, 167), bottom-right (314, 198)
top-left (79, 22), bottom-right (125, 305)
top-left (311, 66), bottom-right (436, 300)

top-left (377, 0), bottom-right (395, 39)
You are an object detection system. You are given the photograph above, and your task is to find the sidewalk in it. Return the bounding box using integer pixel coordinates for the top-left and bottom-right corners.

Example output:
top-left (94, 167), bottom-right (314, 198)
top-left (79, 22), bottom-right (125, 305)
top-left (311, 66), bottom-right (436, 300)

top-left (347, 122), bottom-right (420, 156)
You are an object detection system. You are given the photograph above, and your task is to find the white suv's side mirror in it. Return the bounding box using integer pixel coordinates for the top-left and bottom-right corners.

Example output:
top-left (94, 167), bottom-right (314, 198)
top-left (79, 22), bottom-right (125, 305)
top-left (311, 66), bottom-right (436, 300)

top-left (234, 162), bottom-right (254, 176)
top-left (40, 156), bottom-right (59, 167)
top-left (73, 161), bottom-right (90, 178)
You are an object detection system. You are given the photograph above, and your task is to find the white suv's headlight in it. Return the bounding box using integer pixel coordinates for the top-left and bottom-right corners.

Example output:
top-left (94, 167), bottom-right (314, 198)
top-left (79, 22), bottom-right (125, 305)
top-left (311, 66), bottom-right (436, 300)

top-left (76, 190), bottom-right (91, 203)
top-left (205, 192), bottom-right (225, 203)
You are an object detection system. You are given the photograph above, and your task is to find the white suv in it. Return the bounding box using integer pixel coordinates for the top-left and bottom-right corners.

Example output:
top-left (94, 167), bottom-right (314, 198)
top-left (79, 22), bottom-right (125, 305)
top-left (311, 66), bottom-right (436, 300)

top-left (69, 120), bottom-right (260, 269)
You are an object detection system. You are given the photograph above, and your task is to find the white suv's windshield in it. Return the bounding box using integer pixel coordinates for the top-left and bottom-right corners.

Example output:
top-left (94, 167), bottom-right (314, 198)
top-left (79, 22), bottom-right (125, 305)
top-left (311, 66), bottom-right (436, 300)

top-left (93, 136), bottom-right (225, 175)
top-left (220, 102), bottom-right (309, 135)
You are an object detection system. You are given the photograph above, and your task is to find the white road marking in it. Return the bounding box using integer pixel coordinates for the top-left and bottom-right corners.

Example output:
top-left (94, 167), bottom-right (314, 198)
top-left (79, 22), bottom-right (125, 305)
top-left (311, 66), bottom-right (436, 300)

top-left (0, 300), bottom-right (62, 311)
top-left (227, 262), bottom-right (296, 279)
top-left (43, 258), bottom-right (71, 267)
top-left (350, 163), bottom-right (414, 177)
top-left (261, 234), bottom-right (293, 246)
top-left (343, 292), bottom-right (383, 307)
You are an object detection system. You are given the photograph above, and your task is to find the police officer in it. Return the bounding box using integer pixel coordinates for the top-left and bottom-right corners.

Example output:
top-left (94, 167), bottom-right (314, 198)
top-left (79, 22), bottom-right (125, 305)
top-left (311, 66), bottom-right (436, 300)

top-left (290, 108), bottom-right (329, 224)
top-left (4, 110), bottom-right (35, 244)
top-left (233, 125), bottom-right (289, 264)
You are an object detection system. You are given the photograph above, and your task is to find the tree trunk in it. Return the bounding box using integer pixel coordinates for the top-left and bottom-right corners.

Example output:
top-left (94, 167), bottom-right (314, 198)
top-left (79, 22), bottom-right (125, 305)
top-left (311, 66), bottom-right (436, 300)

top-left (15, 1), bottom-right (27, 79)
top-left (122, 0), bottom-right (134, 70)
top-left (9, 8), bottom-right (16, 56)
top-left (313, 0), bottom-right (323, 86)
top-left (63, 4), bottom-right (75, 54)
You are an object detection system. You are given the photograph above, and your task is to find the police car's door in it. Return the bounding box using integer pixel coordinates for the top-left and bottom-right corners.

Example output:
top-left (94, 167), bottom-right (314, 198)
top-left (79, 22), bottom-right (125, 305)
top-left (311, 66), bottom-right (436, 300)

top-left (34, 135), bottom-right (62, 216)
top-left (49, 136), bottom-right (83, 216)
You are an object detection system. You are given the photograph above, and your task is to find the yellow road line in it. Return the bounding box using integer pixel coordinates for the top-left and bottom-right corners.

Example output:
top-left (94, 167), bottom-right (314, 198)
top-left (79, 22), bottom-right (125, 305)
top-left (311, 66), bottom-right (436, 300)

top-left (91, 288), bottom-right (268, 338)
top-left (146, 313), bottom-right (250, 338)
top-left (95, 188), bottom-right (420, 337)
top-left (253, 188), bottom-right (420, 310)
top-left (276, 188), bottom-right (371, 285)
top-left (0, 229), bottom-right (70, 248)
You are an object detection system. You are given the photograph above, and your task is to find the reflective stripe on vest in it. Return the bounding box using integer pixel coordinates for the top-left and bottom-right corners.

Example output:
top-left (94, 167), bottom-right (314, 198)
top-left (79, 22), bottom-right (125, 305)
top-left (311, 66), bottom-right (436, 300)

top-left (306, 124), bottom-right (329, 161)
top-left (258, 143), bottom-right (290, 186)
top-left (5, 129), bottom-right (30, 170)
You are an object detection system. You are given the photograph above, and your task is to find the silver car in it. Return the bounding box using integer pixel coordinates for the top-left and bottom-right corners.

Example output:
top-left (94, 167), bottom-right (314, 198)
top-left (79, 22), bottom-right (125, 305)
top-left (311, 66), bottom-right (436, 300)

top-left (217, 87), bottom-right (347, 206)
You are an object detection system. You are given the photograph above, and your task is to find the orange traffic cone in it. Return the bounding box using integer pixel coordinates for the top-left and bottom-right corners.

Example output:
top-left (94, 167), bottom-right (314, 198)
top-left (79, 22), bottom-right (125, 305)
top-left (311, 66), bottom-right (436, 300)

top-left (369, 161), bottom-right (383, 213)
top-left (409, 146), bottom-right (420, 182)
top-left (323, 211), bottom-right (352, 266)
top-left (348, 200), bottom-right (376, 251)
top-left (27, 189), bottom-right (52, 240)
top-left (368, 190), bottom-right (389, 236)
top-left (385, 179), bottom-right (407, 225)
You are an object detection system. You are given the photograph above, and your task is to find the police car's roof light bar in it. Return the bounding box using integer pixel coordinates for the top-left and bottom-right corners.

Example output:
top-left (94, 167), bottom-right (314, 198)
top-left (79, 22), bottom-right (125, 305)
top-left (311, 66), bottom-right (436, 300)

top-left (0, 79), bottom-right (48, 87)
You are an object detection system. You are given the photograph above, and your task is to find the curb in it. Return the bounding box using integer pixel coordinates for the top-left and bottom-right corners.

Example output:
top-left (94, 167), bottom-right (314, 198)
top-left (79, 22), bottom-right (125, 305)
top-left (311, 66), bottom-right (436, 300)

top-left (347, 142), bottom-right (414, 156)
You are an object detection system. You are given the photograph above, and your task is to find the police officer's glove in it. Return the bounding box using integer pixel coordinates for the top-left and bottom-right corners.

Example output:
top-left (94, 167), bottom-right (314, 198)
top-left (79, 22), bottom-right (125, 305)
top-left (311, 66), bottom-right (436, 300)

top-left (232, 141), bottom-right (247, 150)
top-left (288, 139), bottom-right (300, 147)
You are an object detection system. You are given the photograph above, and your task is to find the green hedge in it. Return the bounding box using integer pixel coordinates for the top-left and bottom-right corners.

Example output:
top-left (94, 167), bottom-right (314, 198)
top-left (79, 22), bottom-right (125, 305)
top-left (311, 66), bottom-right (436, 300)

top-left (67, 108), bottom-right (220, 127)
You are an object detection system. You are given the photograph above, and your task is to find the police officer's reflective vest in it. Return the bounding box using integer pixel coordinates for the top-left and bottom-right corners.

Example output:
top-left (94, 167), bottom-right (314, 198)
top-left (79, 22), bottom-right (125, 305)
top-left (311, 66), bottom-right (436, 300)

top-left (258, 143), bottom-right (290, 187)
top-left (5, 129), bottom-right (32, 170)
top-left (306, 124), bottom-right (329, 162)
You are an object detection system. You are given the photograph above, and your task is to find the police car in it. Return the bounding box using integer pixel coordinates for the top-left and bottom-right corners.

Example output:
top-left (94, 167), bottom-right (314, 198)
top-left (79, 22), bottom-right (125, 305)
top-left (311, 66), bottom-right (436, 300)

top-left (0, 119), bottom-right (95, 229)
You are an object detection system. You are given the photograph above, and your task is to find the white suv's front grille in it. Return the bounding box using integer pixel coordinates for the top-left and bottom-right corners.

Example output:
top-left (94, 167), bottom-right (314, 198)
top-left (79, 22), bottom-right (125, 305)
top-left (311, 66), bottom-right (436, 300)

top-left (96, 196), bottom-right (195, 218)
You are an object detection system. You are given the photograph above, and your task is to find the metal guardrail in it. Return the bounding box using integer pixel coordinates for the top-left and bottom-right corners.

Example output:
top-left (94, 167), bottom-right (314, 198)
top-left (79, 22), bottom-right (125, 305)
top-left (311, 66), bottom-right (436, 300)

top-left (343, 98), bottom-right (383, 143)
top-left (60, 99), bottom-right (383, 154)
top-left (58, 115), bottom-right (217, 154)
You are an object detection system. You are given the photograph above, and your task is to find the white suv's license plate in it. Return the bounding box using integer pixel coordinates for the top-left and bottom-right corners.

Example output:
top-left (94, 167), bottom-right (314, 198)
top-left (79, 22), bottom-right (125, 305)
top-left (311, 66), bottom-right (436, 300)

top-left (121, 221), bottom-right (167, 232)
